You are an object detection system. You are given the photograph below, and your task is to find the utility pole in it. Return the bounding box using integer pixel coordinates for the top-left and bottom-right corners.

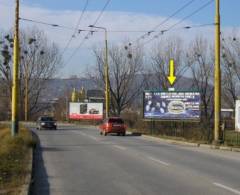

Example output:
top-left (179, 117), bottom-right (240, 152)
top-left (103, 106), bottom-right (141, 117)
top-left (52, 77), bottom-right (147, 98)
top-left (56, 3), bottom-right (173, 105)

top-left (104, 29), bottom-right (110, 119)
top-left (214, 0), bottom-right (221, 144)
top-left (65, 96), bottom-right (68, 121)
top-left (89, 25), bottom-right (110, 118)
top-left (11, 0), bottom-right (20, 136)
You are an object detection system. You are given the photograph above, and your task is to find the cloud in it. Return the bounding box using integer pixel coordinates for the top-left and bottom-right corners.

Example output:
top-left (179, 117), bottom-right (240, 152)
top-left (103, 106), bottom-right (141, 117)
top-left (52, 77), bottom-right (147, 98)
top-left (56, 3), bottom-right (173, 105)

top-left (0, 0), bottom-right (238, 77)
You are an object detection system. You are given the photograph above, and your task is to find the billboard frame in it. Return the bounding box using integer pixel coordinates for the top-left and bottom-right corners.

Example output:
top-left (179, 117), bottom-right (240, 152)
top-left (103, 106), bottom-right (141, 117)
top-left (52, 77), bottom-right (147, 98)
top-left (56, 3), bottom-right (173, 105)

top-left (142, 90), bottom-right (201, 122)
top-left (69, 102), bottom-right (103, 120)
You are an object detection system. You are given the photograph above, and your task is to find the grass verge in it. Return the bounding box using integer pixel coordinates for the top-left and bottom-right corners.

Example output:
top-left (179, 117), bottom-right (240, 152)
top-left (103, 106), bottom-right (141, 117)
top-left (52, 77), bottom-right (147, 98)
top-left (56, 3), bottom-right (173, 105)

top-left (0, 124), bottom-right (36, 195)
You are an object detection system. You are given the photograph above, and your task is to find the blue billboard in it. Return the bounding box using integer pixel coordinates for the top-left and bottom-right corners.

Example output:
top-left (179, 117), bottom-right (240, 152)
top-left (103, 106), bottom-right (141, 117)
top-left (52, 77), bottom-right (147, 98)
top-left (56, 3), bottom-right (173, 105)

top-left (143, 91), bottom-right (200, 120)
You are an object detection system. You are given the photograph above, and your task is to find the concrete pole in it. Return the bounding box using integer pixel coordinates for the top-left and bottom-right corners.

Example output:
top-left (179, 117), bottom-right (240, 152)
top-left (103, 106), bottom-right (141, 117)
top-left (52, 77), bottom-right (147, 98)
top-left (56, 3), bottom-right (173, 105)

top-left (104, 29), bottom-right (110, 119)
top-left (24, 63), bottom-right (28, 121)
top-left (11, 0), bottom-right (20, 136)
top-left (214, 0), bottom-right (221, 144)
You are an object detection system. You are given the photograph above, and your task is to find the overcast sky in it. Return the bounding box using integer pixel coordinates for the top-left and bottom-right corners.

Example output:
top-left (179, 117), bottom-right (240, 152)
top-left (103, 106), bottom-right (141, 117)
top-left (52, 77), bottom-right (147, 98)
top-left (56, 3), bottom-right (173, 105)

top-left (0, 0), bottom-right (239, 78)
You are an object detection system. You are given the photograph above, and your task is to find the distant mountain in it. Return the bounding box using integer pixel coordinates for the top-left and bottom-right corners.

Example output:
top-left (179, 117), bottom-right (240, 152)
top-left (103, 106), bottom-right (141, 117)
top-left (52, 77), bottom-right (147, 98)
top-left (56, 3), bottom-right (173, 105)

top-left (41, 78), bottom-right (98, 102)
top-left (41, 76), bottom-right (199, 102)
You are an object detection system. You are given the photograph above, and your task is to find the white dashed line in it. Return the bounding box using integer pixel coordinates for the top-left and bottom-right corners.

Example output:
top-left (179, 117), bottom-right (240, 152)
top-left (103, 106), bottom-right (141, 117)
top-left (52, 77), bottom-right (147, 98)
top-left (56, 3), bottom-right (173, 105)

top-left (114, 145), bottom-right (127, 150)
top-left (148, 156), bottom-right (170, 166)
top-left (103, 141), bottom-right (114, 145)
top-left (88, 135), bottom-right (99, 141)
top-left (213, 183), bottom-right (240, 194)
top-left (77, 132), bottom-right (87, 136)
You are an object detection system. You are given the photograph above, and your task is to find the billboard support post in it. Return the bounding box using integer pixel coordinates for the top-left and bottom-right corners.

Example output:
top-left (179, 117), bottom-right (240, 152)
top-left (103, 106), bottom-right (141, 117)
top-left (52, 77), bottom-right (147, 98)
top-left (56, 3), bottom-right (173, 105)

top-left (151, 119), bottom-right (153, 135)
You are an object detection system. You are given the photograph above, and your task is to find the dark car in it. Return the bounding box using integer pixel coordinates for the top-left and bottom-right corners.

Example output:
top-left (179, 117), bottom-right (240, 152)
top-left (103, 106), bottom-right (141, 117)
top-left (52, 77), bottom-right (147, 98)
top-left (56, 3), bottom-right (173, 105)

top-left (37, 116), bottom-right (57, 130)
top-left (89, 108), bottom-right (99, 114)
top-left (99, 117), bottom-right (126, 136)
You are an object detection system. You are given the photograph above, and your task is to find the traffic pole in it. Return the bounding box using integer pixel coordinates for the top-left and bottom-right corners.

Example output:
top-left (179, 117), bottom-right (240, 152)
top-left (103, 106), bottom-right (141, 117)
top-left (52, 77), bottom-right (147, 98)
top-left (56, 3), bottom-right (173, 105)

top-left (214, 0), bottom-right (221, 144)
top-left (11, 0), bottom-right (20, 136)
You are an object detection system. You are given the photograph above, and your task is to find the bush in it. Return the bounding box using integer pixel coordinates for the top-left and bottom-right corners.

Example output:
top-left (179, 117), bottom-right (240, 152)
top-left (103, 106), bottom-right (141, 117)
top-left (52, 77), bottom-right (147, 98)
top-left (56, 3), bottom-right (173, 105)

top-left (121, 111), bottom-right (213, 143)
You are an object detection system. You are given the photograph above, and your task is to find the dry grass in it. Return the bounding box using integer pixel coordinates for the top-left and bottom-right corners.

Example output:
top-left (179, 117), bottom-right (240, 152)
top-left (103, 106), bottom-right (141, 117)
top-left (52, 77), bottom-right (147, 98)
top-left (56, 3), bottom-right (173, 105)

top-left (0, 124), bottom-right (35, 194)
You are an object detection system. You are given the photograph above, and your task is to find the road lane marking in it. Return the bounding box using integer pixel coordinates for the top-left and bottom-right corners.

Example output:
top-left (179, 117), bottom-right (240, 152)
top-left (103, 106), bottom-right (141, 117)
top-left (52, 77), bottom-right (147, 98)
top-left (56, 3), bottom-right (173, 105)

top-left (78, 132), bottom-right (87, 136)
top-left (102, 141), bottom-right (114, 145)
top-left (77, 132), bottom-right (100, 141)
top-left (148, 156), bottom-right (170, 166)
top-left (114, 145), bottom-right (127, 150)
top-left (213, 183), bottom-right (240, 195)
top-left (88, 135), bottom-right (99, 141)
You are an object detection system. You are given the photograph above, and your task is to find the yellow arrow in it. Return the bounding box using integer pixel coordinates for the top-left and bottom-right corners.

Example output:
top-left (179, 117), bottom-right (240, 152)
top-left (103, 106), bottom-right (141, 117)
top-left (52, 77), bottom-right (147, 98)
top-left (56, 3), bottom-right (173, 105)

top-left (167, 59), bottom-right (176, 86)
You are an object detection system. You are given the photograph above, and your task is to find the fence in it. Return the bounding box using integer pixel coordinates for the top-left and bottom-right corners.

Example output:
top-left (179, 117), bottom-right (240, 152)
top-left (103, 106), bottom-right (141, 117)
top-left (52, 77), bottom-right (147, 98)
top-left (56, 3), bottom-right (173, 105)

top-left (224, 130), bottom-right (240, 147)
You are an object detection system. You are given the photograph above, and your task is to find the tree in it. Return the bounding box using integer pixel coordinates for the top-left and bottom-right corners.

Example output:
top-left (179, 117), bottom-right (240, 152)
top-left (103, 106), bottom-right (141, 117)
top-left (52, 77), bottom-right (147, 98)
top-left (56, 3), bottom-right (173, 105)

top-left (0, 28), bottom-right (62, 120)
top-left (90, 43), bottom-right (145, 115)
top-left (151, 36), bottom-right (188, 89)
top-left (186, 36), bottom-right (214, 139)
top-left (221, 33), bottom-right (240, 109)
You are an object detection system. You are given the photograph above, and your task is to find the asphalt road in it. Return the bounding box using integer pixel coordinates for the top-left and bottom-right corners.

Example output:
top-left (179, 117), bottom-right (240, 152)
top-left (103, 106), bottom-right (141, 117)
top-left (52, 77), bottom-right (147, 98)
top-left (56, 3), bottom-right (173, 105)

top-left (29, 123), bottom-right (240, 195)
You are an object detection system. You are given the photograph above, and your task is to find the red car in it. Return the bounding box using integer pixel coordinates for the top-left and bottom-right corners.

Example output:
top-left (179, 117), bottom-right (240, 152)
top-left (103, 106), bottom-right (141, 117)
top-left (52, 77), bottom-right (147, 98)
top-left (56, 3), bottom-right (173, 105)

top-left (99, 117), bottom-right (126, 136)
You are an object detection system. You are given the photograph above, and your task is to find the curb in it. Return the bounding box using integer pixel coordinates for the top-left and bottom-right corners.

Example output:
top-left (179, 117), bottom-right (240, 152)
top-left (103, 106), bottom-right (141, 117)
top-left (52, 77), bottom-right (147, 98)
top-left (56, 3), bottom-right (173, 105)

top-left (140, 133), bottom-right (240, 152)
top-left (219, 146), bottom-right (232, 151)
top-left (142, 134), bottom-right (199, 147)
top-left (232, 148), bottom-right (240, 152)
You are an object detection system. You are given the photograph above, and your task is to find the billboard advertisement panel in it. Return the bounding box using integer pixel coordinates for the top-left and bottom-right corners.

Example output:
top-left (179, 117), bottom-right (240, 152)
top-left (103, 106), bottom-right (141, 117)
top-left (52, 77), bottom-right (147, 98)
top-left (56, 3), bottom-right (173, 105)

top-left (69, 102), bottom-right (103, 120)
top-left (143, 91), bottom-right (200, 120)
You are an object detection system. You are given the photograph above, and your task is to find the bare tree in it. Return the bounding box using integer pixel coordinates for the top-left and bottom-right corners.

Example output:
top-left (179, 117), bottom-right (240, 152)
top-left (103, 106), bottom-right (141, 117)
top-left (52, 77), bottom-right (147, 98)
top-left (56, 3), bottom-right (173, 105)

top-left (187, 36), bottom-right (214, 139)
top-left (151, 36), bottom-right (188, 89)
top-left (221, 33), bottom-right (240, 109)
top-left (0, 28), bottom-right (62, 119)
top-left (90, 43), bottom-right (145, 115)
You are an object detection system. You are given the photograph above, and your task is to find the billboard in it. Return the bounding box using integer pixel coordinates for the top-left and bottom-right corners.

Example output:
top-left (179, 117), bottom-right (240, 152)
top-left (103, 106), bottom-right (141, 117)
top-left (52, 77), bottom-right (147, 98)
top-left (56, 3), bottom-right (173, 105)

top-left (69, 102), bottom-right (103, 120)
top-left (143, 91), bottom-right (200, 120)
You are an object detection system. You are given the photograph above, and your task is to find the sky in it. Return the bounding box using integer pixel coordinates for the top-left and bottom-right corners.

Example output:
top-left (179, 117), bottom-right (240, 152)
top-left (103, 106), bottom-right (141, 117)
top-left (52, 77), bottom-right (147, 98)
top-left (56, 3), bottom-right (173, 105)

top-left (1, 0), bottom-right (240, 78)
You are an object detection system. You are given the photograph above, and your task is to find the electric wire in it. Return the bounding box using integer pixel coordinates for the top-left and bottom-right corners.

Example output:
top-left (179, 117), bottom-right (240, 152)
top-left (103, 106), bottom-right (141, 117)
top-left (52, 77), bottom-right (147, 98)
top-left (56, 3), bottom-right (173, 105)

top-left (141, 0), bottom-right (214, 46)
top-left (19, 17), bottom-right (76, 30)
top-left (134, 0), bottom-right (197, 43)
top-left (61, 0), bottom-right (89, 57)
top-left (20, 17), bottom-right (214, 33)
top-left (63, 0), bottom-right (111, 67)
top-left (20, 17), bottom-right (215, 33)
top-left (19, 0), bottom-right (214, 63)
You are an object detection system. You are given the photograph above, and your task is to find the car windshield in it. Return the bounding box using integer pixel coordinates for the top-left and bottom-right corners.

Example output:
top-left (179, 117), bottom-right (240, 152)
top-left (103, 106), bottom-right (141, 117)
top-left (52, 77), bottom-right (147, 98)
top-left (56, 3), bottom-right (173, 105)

top-left (41, 117), bottom-right (54, 121)
top-left (108, 118), bottom-right (124, 124)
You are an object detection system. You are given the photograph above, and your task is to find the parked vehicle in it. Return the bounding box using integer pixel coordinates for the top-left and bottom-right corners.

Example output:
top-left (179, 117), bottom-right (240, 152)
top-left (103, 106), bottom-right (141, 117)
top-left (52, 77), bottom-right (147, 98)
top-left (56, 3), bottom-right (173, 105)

top-left (99, 117), bottom-right (126, 136)
top-left (37, 116), bottom-right (57, 130)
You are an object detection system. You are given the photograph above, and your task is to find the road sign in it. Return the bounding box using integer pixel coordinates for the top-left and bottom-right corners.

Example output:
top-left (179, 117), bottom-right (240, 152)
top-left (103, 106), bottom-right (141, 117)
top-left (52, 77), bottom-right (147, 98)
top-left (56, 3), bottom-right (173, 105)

top-left (143, 91), bottom-right (200, 120)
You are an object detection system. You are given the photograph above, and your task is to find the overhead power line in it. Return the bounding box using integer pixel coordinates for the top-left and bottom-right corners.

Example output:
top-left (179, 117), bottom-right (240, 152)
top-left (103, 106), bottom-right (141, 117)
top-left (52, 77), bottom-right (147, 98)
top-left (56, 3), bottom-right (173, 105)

top-left (19, 17), bottom-right (93, 32)
top-left (20, 17), bottom-right (214, 33)
top-left (141, 0), bottom-right (214, 46)
top-left (61, 0), bottom-right (90, 57)
top-left (134, 0), bottom-right (196, 43)
top-left (63, 0), bottom-right (111, 68)
top-left (20, 17), bottom-right (75, 30)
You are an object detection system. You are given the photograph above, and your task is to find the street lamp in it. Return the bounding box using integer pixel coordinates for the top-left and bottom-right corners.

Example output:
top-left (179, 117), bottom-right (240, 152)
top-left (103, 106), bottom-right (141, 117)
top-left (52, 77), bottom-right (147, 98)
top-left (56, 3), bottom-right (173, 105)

top-left (89, 25), bottom-right (110, 118)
